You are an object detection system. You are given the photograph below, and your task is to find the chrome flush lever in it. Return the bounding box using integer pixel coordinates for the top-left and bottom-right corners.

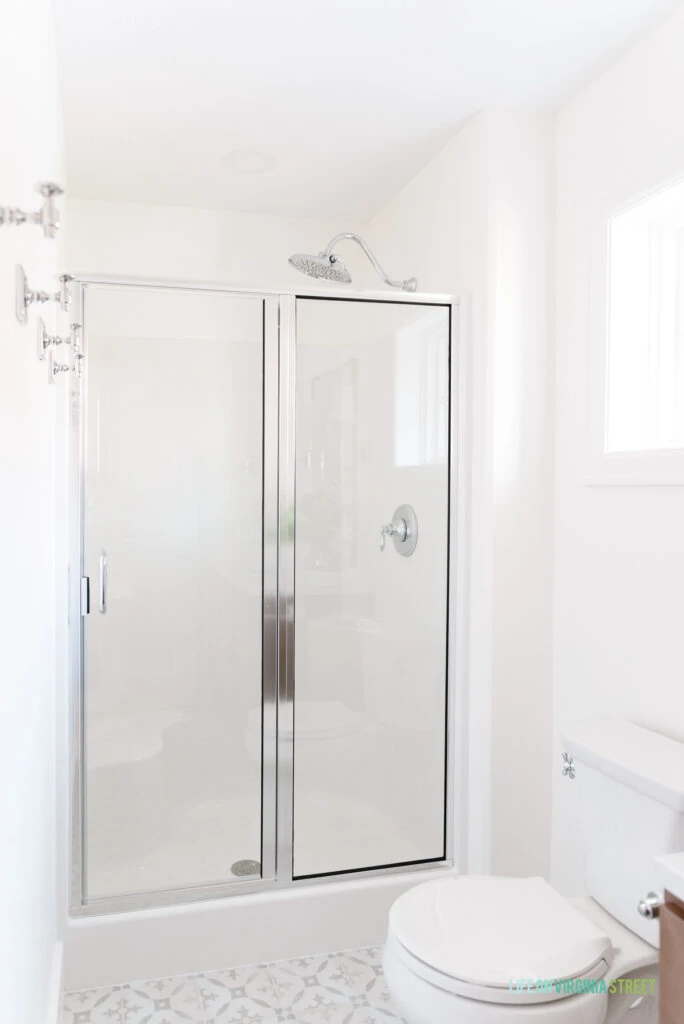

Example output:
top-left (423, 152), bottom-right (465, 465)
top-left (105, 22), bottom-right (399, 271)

top-left (637, 892), bottom-right (663, 919)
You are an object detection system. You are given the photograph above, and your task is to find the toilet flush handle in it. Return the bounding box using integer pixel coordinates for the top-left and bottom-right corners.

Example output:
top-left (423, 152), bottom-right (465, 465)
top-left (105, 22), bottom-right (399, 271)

top-left (637, 892), bottom-right (663, 919)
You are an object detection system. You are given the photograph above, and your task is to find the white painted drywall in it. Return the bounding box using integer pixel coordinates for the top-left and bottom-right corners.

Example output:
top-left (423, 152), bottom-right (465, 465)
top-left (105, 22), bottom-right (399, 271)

top-left (0, 1), bottom-right (64, 1021)
top-left (54, 0), bottom-right (679, 219)
top-left (367, 108), bottom-right (556, 879)
top-left (64, 199), bottom-right (372, 291)
top-left (552, 4), bottom-right (684, 896)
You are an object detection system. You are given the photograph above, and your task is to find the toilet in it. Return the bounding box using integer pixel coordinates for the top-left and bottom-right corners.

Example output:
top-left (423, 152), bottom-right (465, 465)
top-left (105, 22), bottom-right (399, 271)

top-left (384, 718), bottom-right (684, 1024)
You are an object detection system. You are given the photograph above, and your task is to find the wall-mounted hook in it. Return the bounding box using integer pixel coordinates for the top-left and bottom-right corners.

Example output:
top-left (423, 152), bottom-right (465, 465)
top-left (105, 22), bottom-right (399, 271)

top-left (0, 182), bottom-right (64, 238)
top-left (36, 319), bottom-right (82, 361)
top-left (16, 265), bottom-right (72, 324)
top-left (47, 349), bottom-right (70, 384)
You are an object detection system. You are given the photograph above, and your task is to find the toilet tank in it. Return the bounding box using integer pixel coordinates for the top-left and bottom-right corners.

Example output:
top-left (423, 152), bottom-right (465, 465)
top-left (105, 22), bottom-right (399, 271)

top-left (561, 718), bottom-right (684, 947)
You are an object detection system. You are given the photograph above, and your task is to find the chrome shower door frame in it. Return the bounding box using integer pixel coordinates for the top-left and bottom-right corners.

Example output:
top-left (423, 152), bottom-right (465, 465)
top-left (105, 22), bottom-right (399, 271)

top-left (68, 277), bottom-right (459, 916)
top-left (69, 278), bottom-right (280, 915)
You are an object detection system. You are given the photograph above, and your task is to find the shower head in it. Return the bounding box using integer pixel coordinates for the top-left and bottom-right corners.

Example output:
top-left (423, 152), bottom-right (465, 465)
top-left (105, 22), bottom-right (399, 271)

top-left (288, 251), bottom-right (352, 284)
top-left (288, 233), bottom-right (417, 292)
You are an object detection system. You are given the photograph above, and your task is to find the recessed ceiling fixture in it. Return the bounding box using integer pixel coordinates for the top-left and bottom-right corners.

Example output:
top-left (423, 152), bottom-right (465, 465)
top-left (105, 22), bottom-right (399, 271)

top-left (222, 149), bottom-right (277, 175)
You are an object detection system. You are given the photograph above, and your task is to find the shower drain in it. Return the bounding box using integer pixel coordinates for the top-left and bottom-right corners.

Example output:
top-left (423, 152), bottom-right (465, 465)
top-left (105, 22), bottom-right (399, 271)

top-left (231, 859), bottom-right (261, 877)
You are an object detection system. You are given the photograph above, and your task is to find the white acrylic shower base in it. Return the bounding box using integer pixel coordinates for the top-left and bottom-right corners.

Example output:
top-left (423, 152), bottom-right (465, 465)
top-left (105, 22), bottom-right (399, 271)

top-left (64, 866), bottom-right (455, 990)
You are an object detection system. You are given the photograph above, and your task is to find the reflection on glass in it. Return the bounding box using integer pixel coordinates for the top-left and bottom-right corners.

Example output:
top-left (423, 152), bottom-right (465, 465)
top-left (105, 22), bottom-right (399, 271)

top-left (84, 286), bottom-right (264, 899)
top-left (293, 299), bottom-right (451, 877)
top-left (394, 309), bottom-right (449, 467)
top-left (302, 359), bottom-right (358, 571)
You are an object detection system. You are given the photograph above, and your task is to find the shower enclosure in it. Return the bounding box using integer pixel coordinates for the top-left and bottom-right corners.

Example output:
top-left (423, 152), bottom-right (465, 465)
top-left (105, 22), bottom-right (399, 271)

top-left (69, 277), bottom-right (457, 914)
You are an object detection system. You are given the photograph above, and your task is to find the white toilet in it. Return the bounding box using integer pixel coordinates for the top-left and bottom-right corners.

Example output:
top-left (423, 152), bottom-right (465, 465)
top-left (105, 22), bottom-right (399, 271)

top-left (384, 718), bottom-right (684, 1024)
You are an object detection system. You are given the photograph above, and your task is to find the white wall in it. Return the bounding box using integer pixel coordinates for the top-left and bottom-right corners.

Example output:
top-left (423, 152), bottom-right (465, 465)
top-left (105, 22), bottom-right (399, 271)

top-left (552, 5), bottom-right (684, 896)
top-left (65, 199), bottom-right (371, 291)
top-left (0, 1), bottom-right (64, 1021)
top-left (486, 110), bottom-right (556, 877)
top-left (368, 108), bottom-right (556, 878)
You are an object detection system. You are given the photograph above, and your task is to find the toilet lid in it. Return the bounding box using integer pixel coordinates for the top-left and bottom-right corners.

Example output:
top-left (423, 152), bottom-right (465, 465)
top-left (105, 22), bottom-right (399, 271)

top-left (390, 877), bottom-right (612, 998)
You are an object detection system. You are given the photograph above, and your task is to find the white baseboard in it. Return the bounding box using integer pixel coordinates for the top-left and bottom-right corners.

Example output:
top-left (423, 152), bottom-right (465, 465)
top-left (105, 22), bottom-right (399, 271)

top-left (46, 941), bottom-right (64, 1024)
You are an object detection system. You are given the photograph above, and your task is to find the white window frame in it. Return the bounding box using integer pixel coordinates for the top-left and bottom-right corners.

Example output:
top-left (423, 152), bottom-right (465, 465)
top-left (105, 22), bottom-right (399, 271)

top-left (586, 177), bottom-right (684, 486)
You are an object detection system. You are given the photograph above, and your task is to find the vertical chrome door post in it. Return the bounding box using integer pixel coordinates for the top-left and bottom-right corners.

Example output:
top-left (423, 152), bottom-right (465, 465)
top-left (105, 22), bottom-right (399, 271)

top-left (276, 294), bottom-right (297, 885)
top-left (261, 297), bottom-right (280, 882)
top-left (69, 279), bottom-right (87, 910)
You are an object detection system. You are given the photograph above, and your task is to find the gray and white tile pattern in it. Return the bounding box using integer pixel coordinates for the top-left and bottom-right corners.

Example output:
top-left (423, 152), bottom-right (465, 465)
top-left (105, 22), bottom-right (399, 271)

top-left (62, 947), bottom-right (408, 1024)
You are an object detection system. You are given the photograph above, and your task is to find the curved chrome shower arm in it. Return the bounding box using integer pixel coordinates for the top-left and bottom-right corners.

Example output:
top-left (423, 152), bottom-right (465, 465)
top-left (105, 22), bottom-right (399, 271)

top-left (323, 233), bottom-right (417, 292)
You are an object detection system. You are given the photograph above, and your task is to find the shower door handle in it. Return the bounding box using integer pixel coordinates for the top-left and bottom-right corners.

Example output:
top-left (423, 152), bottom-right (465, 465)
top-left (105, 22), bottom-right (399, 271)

top-left (98, 551), bottom-right (107, 614)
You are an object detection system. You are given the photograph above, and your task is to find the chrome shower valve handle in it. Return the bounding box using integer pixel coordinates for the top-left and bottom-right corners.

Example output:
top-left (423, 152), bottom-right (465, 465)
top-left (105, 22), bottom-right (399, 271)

top-left (379, 518), bottom-right (408, 551)
top-left (378, 504), bottom-right (418, 556)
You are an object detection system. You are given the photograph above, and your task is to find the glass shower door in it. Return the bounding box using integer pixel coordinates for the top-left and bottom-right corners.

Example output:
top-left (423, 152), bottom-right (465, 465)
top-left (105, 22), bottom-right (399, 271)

top-left (81, 284), bottom-right (270, 901)
top-left (292, 297), bottom-right (451, 877)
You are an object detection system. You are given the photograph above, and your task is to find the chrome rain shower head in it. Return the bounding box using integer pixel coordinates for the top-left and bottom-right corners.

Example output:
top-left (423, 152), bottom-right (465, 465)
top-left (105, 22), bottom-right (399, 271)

top-left (288, 251), bottom-right (352, 284)
top-left (288, 233), bottom-right (417, 292)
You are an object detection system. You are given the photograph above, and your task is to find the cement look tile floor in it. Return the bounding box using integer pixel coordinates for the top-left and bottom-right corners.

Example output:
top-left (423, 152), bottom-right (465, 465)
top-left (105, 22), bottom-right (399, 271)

top-left (62, 946), bottom-right (409, 1024)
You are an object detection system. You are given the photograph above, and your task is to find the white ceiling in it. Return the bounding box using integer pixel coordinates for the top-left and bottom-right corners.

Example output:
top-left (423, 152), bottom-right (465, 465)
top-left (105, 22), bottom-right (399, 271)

top-left (54, 0), bottom-right (679, 221)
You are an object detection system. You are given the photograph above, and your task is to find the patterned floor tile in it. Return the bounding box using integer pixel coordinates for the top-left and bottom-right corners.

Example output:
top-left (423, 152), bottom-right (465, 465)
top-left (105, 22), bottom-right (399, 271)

top-left (62, 986), bottom-right (123, 1024)
top-left (287, 1002), bottom-right (407, 1024)
top-left (336, 949), bottom-right (383, 1000)
top-left (276, 1001), bottom-right (358, 1024)
top-left (343, 1006), bottom-right (407, 1024)
top-left (357, 979), bottom-right (398, 1016)
top-left (342, 949), bottom-right (383, 970)
top-left (268, 953), bottom-right (355, 1017)
top-left (119, 976), bottom-right (204, 1023)
top-left (62, 944), bottom-right (407, 1024)
top-left (198, 963), bottom-right (281, 1022)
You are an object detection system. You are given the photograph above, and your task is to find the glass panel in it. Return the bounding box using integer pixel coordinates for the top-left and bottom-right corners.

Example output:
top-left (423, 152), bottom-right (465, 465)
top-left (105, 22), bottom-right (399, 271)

top-left (292, 298), bottom-right (450, 877)
top-left (607, 178), bottom-right (684, 453)
top-left (83, 285), bottom-right (264, 899)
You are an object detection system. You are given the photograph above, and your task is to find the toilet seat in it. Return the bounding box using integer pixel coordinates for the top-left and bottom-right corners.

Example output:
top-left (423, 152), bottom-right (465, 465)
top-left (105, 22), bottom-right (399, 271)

top-left (388, 877), bottom-right (613, 1006)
